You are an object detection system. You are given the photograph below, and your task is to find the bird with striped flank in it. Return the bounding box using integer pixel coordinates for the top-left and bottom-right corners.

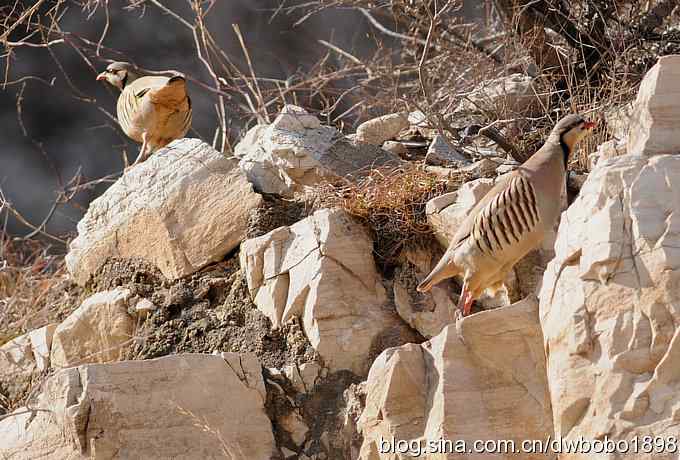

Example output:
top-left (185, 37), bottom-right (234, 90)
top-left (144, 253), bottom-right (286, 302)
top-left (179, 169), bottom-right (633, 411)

top-left (417, 114), bottom-right (596, 316)
top-left (97, 62), bottom-right (192, 167)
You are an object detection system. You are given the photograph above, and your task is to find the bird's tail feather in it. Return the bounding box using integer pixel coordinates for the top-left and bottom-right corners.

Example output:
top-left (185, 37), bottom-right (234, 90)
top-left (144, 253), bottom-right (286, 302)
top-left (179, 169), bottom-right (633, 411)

top-left (417, 256), bottom-right (460, 293)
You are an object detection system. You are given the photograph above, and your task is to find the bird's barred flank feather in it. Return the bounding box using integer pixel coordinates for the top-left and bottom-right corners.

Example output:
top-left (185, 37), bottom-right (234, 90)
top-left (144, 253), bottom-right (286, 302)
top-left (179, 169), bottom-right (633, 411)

top-left (472, 175), bottom-right (539, 257)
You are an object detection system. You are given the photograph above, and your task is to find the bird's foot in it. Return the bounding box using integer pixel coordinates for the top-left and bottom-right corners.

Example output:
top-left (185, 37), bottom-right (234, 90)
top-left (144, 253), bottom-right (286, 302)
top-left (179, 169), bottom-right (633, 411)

top-left (463, 293), bottom-right (474, 316)
top-left (457, 290), bottom-right (474, 317)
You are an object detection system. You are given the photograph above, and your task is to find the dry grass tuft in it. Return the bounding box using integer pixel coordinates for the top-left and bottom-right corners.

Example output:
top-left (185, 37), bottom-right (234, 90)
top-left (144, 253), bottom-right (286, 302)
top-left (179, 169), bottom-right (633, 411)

top-left (312, 165), bottom-right (461, 265)
top-left (0, 236), bottom-right (81, 346)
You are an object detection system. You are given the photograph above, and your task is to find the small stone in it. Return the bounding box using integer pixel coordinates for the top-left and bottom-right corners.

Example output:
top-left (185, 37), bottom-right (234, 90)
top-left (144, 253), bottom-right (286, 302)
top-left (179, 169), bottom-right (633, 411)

top-left (134, 298), bottom-right (158, 315)
top-left (299, 362), bottom-right (322, 391)
top-left (281, 447), bottom-right (297, 459)
top-left (426, 178), bottom-right (495, 247)
top-left (319, 431), bottom-right (331, 451)
top-left (408, 110), bottom-right (437, 139)
top-left (50, 288), bottom-right (135, 368)
top-left (455, 73), bottom-right (548, 117)
top-left (496, 162), bottom-right (519, 175)
top-left (278, 409), bottom-right (309, 446)
top-left (425, 135), bottom-right (469, 165)
top-left (381, 141), bottom-right (408, 156)
top-left (283, 364), bottom-right (306, 394)
top-left (355, 112), bottom-right (409, 145)
top-left (0, 324), bottom-right (57, 378)
top-left (460, 158), bottom-right (500, 177)
top-left (271, 105), bottom-right (321, 132)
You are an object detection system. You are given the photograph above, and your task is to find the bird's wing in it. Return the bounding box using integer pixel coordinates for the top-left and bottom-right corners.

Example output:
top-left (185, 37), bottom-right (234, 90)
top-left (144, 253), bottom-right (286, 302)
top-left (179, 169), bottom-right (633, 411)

top-left (117, 76), bottom-right (167, 133)
top-left (146, 75), bottom-right (188, 105)
top-left (118, 75), bottom-right (191, 142)
top-left (457, 172), bottom-right (540, 257)
top-left (448, 172), bottom-right (514, 248)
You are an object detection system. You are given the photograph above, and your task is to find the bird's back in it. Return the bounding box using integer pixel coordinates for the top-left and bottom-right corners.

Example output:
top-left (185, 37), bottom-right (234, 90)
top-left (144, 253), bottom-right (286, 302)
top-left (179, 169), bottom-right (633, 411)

top-left (117, 75), bottom-right (191, 146)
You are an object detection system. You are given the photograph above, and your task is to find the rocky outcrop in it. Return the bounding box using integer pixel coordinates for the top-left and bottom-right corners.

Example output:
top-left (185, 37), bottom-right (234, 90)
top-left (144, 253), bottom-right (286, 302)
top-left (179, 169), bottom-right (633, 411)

top-left (241, 208), bottom-right (411, 375)
top-left (627, 55), bottom-right (680, 155)
top-left (236, 105), bottom-right (400, 197)
top-left (540, 153), bottom-right (680, 456)
top-left (0, 353), bottom-right (275, 459)
top-left (359, 298), bottom-right (553, 459)
top-left (66, 138), bottom-right (262, 284)
top-left (50, 288), bottom-right (135, 369)
top-left (540, 57), bottom-right (680, 458)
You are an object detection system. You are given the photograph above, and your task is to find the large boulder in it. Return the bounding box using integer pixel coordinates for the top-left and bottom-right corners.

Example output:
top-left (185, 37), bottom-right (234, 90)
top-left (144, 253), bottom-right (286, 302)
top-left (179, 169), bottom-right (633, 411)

top-left (240, 208), bottom-right (411, 375)
top-left (627, 55), bottom-right (680, 155)
top-left (50, 288), bottom-right (135, 369)
top-left (358, 298), bottom-right (553, 459)
top-left (540, 153), bottom-right (680, 456)
top-left (0, 353), bottom-right (275, 459)
top-left (236, 105), bottom-right (400, 197)
top-left (540, 57), bottom-right (680, 458)
top-left (66, 138), bottom-right (262, 285)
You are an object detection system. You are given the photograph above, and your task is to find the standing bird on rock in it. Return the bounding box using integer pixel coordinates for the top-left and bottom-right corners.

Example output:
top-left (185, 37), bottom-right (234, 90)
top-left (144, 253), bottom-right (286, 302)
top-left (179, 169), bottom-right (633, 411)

top-left (96, 62), bottom-right (192, 167)
top-left (417, 114), bottom-right (595, 316)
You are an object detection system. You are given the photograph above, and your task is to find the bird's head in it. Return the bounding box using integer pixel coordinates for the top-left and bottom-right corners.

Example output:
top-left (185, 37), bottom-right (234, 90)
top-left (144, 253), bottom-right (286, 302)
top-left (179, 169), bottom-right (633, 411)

top-left (551, 114), bottom-right (596, 154)
top-left (96, 62), bottom-right (137, 90)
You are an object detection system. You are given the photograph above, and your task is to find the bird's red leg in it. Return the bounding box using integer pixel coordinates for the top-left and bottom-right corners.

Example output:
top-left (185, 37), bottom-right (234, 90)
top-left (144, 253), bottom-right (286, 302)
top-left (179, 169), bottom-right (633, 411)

top-left (457, 279), bottom-right (469, 313)
top-left (463, 292), bottom-right (474, 316)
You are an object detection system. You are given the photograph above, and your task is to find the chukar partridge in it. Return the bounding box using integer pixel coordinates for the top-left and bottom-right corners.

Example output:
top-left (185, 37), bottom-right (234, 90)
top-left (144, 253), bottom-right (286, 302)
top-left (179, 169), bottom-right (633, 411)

top-left (417, 114), bottom-right (595, 316)
top-left (96, 62), bottom-right (192, 166)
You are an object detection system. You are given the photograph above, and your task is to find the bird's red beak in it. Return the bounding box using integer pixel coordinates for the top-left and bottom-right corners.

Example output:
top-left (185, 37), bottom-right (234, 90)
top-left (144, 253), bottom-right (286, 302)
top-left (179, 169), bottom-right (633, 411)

top-left (96, 72), bottom-right (107, 81)
top-left (583, 121), bottom-right (597, 130)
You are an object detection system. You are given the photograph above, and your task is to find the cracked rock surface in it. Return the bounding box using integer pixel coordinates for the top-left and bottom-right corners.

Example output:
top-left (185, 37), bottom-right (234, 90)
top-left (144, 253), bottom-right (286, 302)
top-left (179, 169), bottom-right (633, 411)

top-left (235, 105), bottom-right (401, 197)
top-left (241, 208), bottom-right (415, 375)
top-left (66, 138), bottom-right (262, 285)
top-left (358, 297), bottom-right (552, 460)
top-left (0, 354), bottom-right (275, 459)
top-left (541, 153), bottom-right (680, 455)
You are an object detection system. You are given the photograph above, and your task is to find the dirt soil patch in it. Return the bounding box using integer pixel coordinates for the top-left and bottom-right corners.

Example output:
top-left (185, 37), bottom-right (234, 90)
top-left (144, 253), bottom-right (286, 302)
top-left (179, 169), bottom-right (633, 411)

top-left (95, 254), bottom-right (317, 369)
